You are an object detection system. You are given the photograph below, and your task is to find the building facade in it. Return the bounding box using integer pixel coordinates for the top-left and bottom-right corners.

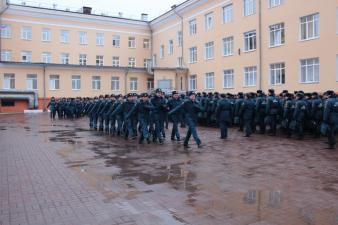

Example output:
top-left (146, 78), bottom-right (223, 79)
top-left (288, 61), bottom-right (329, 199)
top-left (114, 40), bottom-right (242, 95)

top-left (0, 0), bottom-right (337, 112)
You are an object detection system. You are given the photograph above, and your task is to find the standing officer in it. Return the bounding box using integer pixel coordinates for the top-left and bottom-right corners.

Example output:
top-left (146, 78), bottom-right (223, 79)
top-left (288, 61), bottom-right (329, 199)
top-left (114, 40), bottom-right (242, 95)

top-left (215, 93), bottom-right (232, 139)
top-left (265, 89), bottom-right (280, 136)
top-left (47, 97), bottom-right (57, 121)
top-left (240, 93), bottom-right (255, 137)
top-left (151, 89), bottom-right (168, 144)
top-left (310, 92), bottom-right (324, 138)
top-left (255, 90), bottom-right (267, 134)
top-left (293, 92), bottom-right (308, 140)
top-left (323, 91), bottom-right (338, 150)
top-left (168, 91), bottom-right (182, 141)
top-left (234, 92), bottom-right (244, 131)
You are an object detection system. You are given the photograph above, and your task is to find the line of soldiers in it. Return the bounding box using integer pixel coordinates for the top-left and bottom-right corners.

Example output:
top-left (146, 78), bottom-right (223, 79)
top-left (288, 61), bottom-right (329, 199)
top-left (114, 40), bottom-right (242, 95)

top-left (47, 97), bottom-right (87, 120)
top-left (47, 89), bottom-right (338, 150)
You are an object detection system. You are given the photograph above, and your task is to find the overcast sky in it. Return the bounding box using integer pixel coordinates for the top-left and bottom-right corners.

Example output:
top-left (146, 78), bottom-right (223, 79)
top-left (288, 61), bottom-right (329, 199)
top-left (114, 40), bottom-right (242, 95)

top-left (12, 0), bottom-right (186, 20)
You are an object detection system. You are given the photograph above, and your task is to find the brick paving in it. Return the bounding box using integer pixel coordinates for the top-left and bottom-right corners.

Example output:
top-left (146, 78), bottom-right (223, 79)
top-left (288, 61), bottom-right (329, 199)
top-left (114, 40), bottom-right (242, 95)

top-left (0, 113), bottom-right (338, 225)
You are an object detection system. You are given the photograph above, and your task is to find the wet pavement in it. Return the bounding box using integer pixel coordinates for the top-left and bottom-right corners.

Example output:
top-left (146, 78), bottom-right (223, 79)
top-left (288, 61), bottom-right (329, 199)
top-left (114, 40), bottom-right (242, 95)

top-left (0, 113), bottom-right (338, 225)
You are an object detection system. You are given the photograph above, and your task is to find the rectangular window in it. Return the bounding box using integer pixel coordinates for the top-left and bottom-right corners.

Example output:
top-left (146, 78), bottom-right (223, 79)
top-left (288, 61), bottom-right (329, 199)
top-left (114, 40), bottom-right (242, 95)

top-left (144, 58), bottom-right (149, 68)
top-left (3, 73), bottom-right (15, 89)
top-left (60, 30), bottom-right (69, 43)
top-left (177, 57), bottom-right (183, 68)
top-left (177, 31), bottom-right (183, 46)
top-left (143, 39), bottom-right (150, 49)
top-left (269, 0), bottom-right (283, 8)
top-left (49, 75), bottom-right (60, 90)
top-left (60, 53), bottom-right (69, 64)
top-left (112, 35), bottom-right (120, 47)
top-left (205, 12), bottom-right (214, 30)
top-left (205, 72), bottom-right (215, 90)
top-left (244, 0), bottom-right (256, 16)
top-left (168, 40), bottom-right (174, 55)
top-left (189, 47), bottom-right (197, 63)
top-left (160, 45), bottom-right (165, 59)
top-left (1, 25), bottom-right (12, 38)
top-left (96, 33), bottom-right (104, 46)
top-left (189, 19), bottom-right (197, 36)
top-left (26, 74), bottom-right (37, 90)
top-left (205, 42), bottom-right (214, 60)
top-left (189, 75), bottom-right (197, 91)
top-left (92, 76), bottom-right (101, 90)
top-left (223, 4), bottom-right (233, 23)
top-left (269, 23), bottom-right (285, 47)
top-left (223, 69), bottom-right (234, 88)
top-left (269, 63), bottom-right (285, 85)
top-left (41, 52), bottom-right (52, 63)
top-left (72, 75), bottom-right (81, 90)
top-left (153, 54), bottom-right (157, 67)
top-left (21, 26), bottom-right (32, 40)
top-left (147, 79), bottom-right (154, 91)
top-left (112, 56), bottom-right (120, 67)
top-left (223, 36), bottom-right (234, 56)
top-left (96, 55), bottom-right (104, 66)
top-left (244, 30), bottom-right (257, 52)
top-left (79, 31), bottom-right (87, 45)
top-left (128, 57), bottom-right (136, 68)
top-left (42, 28), bottom-right (51, 42)
top-left (1, 50), bottom-right (11, 61)
top-left (130, 78), bottom-right (138, 91)
top-left (300, 13), bottom-right (320, 40)
top-left (21, 51), bottom-right (32, 63)
top-left (79, 54), bottom-right (87, 65)
top-left (300, 58), bottom-right (319, 83)
top-left (244, 66), bottom-right (257, 87)
top-left (128, 37), bottom-right (136, 48)
top-left (111, 77), bottom-right (120, 91)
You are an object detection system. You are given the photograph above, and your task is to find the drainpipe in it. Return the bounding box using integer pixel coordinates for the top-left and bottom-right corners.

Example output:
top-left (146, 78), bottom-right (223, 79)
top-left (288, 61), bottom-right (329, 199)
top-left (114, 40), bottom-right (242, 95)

top-left (147, 22), bottom-right (154, 71)
top-left (258, 0), bottom-right (262, 90)
top-left (124, 68), bottom-right (129, 95)
top-left (0, 1), bottom-right (10, 61)
top-left (43, 64), bottom-right (46, 111)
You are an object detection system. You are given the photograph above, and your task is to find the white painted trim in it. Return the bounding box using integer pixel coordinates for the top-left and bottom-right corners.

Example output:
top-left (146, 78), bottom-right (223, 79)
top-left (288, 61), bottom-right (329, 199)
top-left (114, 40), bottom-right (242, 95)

top-left (2, 18), bottom-right (150, 36)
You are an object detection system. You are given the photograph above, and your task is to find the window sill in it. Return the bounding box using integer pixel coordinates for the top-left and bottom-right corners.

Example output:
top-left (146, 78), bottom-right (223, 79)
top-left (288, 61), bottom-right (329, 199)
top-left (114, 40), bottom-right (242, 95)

top-left (270, 83), bottom-right (285, 86)
top-left (205, 58), bottom-right (214, 61)
top-left (188, 62), bottom-right (198, 64)
top-left (269, 44), bottom-right (285, 49)
top-left (60, 42), bottom-right (69, 44)
top-left (49, 89), bottom-right (60, 91)
top-left (223, 87), bottom-right (234, 89)
top-left (222, 54), bottom-right (234, 57)
top-left (21, 39), bottom-right (32, 41)
top-left (244, 49), bottom-right (257, 53)
top-left (243, 85), bottom-right (256, 88)
top-left (72, 89), bottom-right (81, 91)
top-left (299, 81), bottom-right (320, 84)
top-left (2, 37), bottom-right (12, 39)
top-left (299, 37), bottom-right (319, 42)
top-left (42, 40), bottom-right (51, 43)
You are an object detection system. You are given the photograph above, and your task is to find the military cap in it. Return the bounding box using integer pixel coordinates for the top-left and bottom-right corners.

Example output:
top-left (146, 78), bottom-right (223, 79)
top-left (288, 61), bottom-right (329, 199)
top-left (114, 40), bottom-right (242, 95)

top-left (257, 90), bottom-right (263, 94)
top-left (140, 93), bottom-right (149, 97)
top-left (132, 93), bottom-right (138, 97)
top-left (172, 91), bottom-right (179, 95)
top-left (296, 92), bottom-right (304, 98)
top-left (268, 89), bottom-right (275, 94)
top-left (126, 93), bottom-right (133, 97)
top-left (155, 88), bottom-right (162, 93)
top-left (188, 91), bottom-right (196, 96)
top-left (312, 92), bottom-right (318, 96)
top-left (220, 93), bottom-right (226, 98)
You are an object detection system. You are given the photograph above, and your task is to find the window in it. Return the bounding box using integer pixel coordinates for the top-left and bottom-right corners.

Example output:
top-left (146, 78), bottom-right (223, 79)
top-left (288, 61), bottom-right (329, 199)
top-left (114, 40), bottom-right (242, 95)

top-left (205, 12), bottom-right (214, 30)
top-left (3, 73), bottom-right (15, 89)
top-left (153, 54), bottom-right (157, 67)
top-left (223, 4), bottom-right (233, 23)
top-left (128, 37), bottom-right (136, 48)
top-left (168, 40), bottom-right (174, 55)
top-left (96, 55), bottom-right (104, 66)
top-left (300, 13), bottom-right (320, 40)
top-left (189, 47), bottom-right (197, 63)
top-left (26, 74), bottom-right (37, 90)
top-left (49, 75), bottom-right (60, 90)
top-left (41, 52), bottom-right (52, 63)
top-left (269, 63), bottom-right (285, 85)
top-left (244, 0), bottom-right (256, 16)
top-left (269, 23), bottom-right (285, 47)
top-left (205, 42), bottom-right (214, 60)
top-left (160, 45), bottom-right (165, 59)
top-left (60, 53), bottom-right (69, 64)
top-left (112, 56), bottom-right (120, 67)
top-left (79, 32), bottom-right (87, 45)
top-left (300, 58), bottom-right (319, 83)
top-left (244, 66), bottom-right (257, 87)
top-left (1, 50), bottom-right (11, 61)
top-left (177, 31), bottom-right (183, 46)
top-left (1, 100), bottom-right (15, 107)
top-left (60, 30), bottom-right (69, 43)
top-left (1, 25), bottom-right (11, 38)
top-left (189, 75), bottom-right (197, 91)
top-left (143, 59), bottom-right (149, 68)
top-left (269, 0), bottom-right (283, 8)
top-left (42, 28), bottom-right (51, 42)
top-left (21, 51), bottom-right (32, 63)
top-left (130, 78), bottom-right (138, 91)
top-left (244, 30), bottom-right (256, 52)
top-left (79, 54), bottom-right (87, 65)
top-left (112, 35), bottom-right (120, 47)
top-left (205, 72), bottom-right (215, 89)
top-left (147, 79), bottom-right (154, 91)
top-left (223, 69), bottom-right (234, 88)
top-left (96, 33), bottom-right (104, 46)
top-left (92, 76), bottom-right (101, 90)
top-left (223, 36), bottom-right (234, 56)
top-left (111, 77), bottom-right (120, 91)
top-left (189, 19), bottom-right (197, 36)
top-left (72, 75), bottom-right (81, 90)
top-left (143, 39), bottom-right (150, 49)
top-left (21, 26), bottom-right (32, 40)
top-left (177, 57), bottom-right (183, 68)
top-left (128, 57), bottom-right (136, 68)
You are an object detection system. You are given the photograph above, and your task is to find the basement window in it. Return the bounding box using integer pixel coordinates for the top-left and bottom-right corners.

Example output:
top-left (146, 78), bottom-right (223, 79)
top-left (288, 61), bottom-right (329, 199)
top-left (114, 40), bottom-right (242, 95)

top-left (1, 100), bottom-right (15, 107)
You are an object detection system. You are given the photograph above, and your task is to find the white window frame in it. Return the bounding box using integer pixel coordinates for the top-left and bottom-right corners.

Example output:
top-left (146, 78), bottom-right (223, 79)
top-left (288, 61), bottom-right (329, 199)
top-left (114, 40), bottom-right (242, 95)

top-left (300, 13), bottom-right (320, 41)
top-left (41, 52), bottom-right (52, 63)
top-left (244, 66), bottom-right (257, 87)
top-left (112, 56), bottom-right (120, 67)
top-left (60, 30), bottom-right (69, 43)
top-left (244, 0), bottom-right (256, 16)
top-left (21, 26), bottom-right (32, 40)
top-left (223, 4), bottom-right (233, 24)
top-left (205, 72), bottom-right (215, 90)
top-left (42, 28), bottom-right (51, 42)
top-left (128, 57), bottom-right (136, 68)
top-left (177, 57), bottom-right (183, 68)
top-left (1, 25), bottom-right (12, 38)
top-left (26, 74), bottom-right (37, 90)
top-left (189, 75), bottom-right (197, 91)
top-left (223, 69), bottom-right (234, 89)
top-left (128, 37), bottom-right (136, 48)
top-left (205, 12), bottom-right (214, 31)
top-left (269, 62), bottom-right (285, 86)
top-left (147, 79), bottom-right (154, 91)
top-left (223, 36), bottom-right (234, 56)
top-left (96, 55), bottom-right (104, 66)
top-left (112, 35), bottom-right (120, 47)
top-left (189, 19), bottom-right (197, 36)
top-left (143, 39), bottom-right (150, 49)
top-left (269, 23), bottom-right (285, 47)
top-left (1, 50), bottom-right (11, 61)
top-left (204, 42), bottom-right (214, 60)
top-left (189, 47), bottom-right (197, 63)
top-left (269, 0), bottom-right (283, 8)
top-left (49, 75), bottom-right (60, 90)
top-left (92, 76), bottom-right (101, 90)
top-left (79, 54), bottom-right (87, 66)
top-left (3, 73), bottom-right (15, 89)
top-left (130, 78), bottom-right (138, 91)
top-left (177, 31), bottom-right (183, 46)
top-left (143, 59), bottom-right (149, 68)
top-left (300, 58), bottom-right (320, 84)
top-left (79, 31), bottom-right (88, 45)
top-left (244, 30), bottom-right (257, 52)
top-left (111, 76), bottom-right (120, 91)
top-left (60, 53), bottom-right (69, 64)
top-left (96, 33), bottom-right (104, 46)
top-left (168, 40), bottom-right (174, 55)
top-left (71, 75), bottom-right (81, 90)
top-left (21, 51), bottom-right (32, 63)
top-left (160, 45), bottom-right (165, 59)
